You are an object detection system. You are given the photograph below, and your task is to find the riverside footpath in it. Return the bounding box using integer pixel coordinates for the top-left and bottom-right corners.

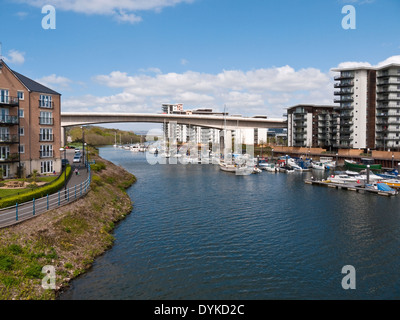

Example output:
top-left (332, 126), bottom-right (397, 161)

top-left (0, 149), bottom-right (91, 229)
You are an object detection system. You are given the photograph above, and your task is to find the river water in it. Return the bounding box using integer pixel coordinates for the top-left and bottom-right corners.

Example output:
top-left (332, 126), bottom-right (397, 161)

top-left (60, 146), bottom-right (400, 300)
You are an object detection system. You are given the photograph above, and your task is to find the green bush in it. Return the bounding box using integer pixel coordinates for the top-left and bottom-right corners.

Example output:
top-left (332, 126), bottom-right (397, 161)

top-left (0, 165), bottom-right (72, 209)
top-left (90, 162), bottom-right (106, 172)
top-left (0, 254), bottom-right (14, 271)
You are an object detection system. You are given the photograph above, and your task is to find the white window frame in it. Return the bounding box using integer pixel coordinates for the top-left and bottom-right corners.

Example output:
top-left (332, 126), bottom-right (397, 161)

top-left (40, 160), bottom-right (53, 174)
top-left (18, 145), bottom-right (25, 154)
top-left (17, 91), bottom-right (24, 101)
top-left (19, 127), bottom-right (24, 136)
top-left (19, 109), bottom-right (24, 118)
top-left (39, 95), bottom-right (53, 108)
top-left (40, 144), bottom-right (53, 158)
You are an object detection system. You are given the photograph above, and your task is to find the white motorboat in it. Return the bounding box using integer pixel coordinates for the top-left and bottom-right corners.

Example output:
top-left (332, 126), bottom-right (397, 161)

top-left (252, 167), bottom-right (262, 174)
top-left (311, 162), bottom-right (325, 170)
top-left (219, 162), bottom-right (237, 173)
top-left (328, 174), bottom-right (360, 184)
top-left (319, 157), bottom-right (336, 169)
top-left (263, 163), bottom-right (278, 172)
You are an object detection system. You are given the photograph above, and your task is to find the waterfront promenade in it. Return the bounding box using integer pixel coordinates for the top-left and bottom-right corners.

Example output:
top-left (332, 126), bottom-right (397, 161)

top-left (0, 149), bottom-right (90, 229)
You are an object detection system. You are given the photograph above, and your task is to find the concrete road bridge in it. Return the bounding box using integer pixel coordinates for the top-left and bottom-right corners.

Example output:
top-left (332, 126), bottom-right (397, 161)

top-left (61, 112), bottom-right (287, 131)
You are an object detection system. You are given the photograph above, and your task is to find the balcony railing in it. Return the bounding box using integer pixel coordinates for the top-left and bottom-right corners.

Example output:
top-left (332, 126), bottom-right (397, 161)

top-left (377, 80), bottom-right (400, 86)
top-left (39, 117), bottom-right (54, 125)
top-left (39, 134), bottom-right (54, 142)
top-left (0, 115), bottom-right (19, 125)
top-left (334, 73), bottom-right (354, 80)
top-left (0, 153), bottom-right (20, 162)
top-left (0, 134), bottom-right (19, 143)
top-left (377, 96), bottom-right (400, 102)
top-left (40, 151), bottom-right (54, 158)
top-left (334, 98), bottom-right (354, 103)
top-left (39, 100), bottom-right (54, 109)
top-left (0, 96), bottom-right (19, 106)
top-left (377, 103), bottom-right (400, 109)
top-left (334, 81), bottom-right (354, 88)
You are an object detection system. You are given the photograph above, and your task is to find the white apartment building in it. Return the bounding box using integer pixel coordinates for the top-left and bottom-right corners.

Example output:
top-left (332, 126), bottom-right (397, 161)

top-left (332, 62), bottom-right (400, 151)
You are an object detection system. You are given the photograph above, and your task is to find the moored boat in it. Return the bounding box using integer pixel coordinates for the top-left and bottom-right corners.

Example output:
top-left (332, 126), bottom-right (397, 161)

top-left (311, 162), bottom-right (325, 170)
top-left (344, 158), bottom-right (382, 171)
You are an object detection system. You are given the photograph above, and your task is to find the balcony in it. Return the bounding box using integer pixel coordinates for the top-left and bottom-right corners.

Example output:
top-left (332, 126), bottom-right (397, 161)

top-left (377, 80), bottom-right (400, 86)
top-left (334, 73), bottom-right (354, 80)
top-left (39, 100), bottom-right (54, 109)
top-left (39, 134), bottom-right (54, 142)
top-left (334, 97), bottom-right (354, 103)
top-left (0, 96), bottom-right (19, 107)
top-left (334, 143), bottom-right (353, 149)
top-left (0, 115), bottom-right (19, 125)
top-left (0, 153), bottom-right (20, 163)
top-left (377, 103), bottom-right (400, 109)
top-left (334, 89), bottom-right (354, 95)
top-left (377, 70), bottom-right (400, 78)
top-left (334, 81), bottom-right (354, 88)
top-left (0, 134), bottom-right (19, 143)
top-left (377, 88), bottom-right (400, 94)
top-left (377, 96), bottom-right (400, 102)
top-left (39, 117), bottom-right (54, 125)
top-left (40, 151), bottom-right (54, 158)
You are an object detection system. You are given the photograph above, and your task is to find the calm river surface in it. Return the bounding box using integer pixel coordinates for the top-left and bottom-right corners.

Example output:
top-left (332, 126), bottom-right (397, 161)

top-left (60, 146), bottom-right (400, 300)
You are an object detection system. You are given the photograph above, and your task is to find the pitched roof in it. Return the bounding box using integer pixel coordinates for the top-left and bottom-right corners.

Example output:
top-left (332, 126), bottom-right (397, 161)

top-left (11, 70), bottom-right (61, 95)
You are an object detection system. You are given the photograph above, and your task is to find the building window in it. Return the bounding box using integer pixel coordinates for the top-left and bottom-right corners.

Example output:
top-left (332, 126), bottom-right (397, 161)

top-left (19, 127), bottom-right (24, 136)
top-left (17, 91), bottom-right (24, 100)
top-left (39, 128), bottom-right (53, 141)
top-left (39, 111), bottom-right (53, 125)
top-left (19, 109), bottom-right (24, 118)
top-left (40, 160), bottom-right (53, 174)
top-left (0, 146), bottom-right (10, 160)
top-left (40, 145), bottom-right (53, 158)
top-left (0, 164), bottom-right (10, 178)
top-left (18, 145), bottom-right (25, 154)
top-left (39, 95), bottom-right (53, 108)
top-left (0, 89), bottom-right (9, 103)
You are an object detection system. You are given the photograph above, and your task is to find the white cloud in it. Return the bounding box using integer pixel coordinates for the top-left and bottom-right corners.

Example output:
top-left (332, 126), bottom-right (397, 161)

top-left (64, 65), bottom-right (333, 118)
top-left (335, 55), bottom-right (400, 69)
top-left (36, 74), bottom-right (72, 90)
top-left (375, 55), bottom-right (400, 68)
top-left (3, 49), bottom-right (25, 65)
top-left (18, 0), bottom-right (194, 23)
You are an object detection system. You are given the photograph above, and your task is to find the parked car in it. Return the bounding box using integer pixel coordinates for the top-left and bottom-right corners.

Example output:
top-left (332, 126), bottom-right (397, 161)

top-left (73, 155), bottom-right (81, 163)
top-left (75, 148), bottom-right (80, 153)
top-left (62, 159), bottom-right (69, 167)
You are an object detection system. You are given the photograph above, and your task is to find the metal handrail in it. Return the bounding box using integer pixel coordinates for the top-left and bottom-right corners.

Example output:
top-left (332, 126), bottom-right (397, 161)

top-left (0, 167), bottom-right (92, 228)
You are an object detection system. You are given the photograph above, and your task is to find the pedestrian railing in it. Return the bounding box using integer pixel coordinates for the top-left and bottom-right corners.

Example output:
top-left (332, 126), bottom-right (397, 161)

top-left (0, 167), bottom-right (92, 229)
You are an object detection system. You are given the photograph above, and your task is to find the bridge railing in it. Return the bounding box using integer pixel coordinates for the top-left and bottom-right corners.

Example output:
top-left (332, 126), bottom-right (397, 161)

top-left (0, 166), bottom-right (92, 229)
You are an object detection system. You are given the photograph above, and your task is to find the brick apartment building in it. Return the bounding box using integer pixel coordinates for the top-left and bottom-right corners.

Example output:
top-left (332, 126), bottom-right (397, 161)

top-left (0, 59), bottom-right (61, 178)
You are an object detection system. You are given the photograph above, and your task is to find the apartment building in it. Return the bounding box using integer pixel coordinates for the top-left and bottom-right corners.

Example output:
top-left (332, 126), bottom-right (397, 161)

top-left (375, 64), bottom-right (400, 150)
top-left (0, 59), bottom-right (61, 178)
top-left (161, 104), bottom-right (221, 145)
top-left (331, 67), bottom-right (377, 149)
top-left (332, 62), bottom-right (400, 151)
top-left (287, 104), bottom-right (338, 148)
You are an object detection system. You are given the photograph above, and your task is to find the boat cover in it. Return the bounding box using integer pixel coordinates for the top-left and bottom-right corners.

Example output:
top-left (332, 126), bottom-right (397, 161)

top-left (378, 183), bottom-right (394, 192)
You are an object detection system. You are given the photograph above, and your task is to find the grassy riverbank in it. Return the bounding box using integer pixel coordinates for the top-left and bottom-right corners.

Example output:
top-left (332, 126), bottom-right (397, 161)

top-left (0, 153), bottom-right (136, 300)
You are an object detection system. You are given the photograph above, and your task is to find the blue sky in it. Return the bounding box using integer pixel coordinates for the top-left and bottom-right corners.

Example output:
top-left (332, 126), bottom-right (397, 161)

top-left (1, 0), bottom-right (400, 131)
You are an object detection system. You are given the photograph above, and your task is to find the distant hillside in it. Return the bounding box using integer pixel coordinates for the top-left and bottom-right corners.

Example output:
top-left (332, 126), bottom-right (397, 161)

top-left (67, 126), bottom-right (143, 146)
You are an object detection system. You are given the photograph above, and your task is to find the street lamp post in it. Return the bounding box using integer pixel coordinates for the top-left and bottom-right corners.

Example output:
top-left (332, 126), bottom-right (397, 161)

top-left (81, 126), bottom-right (85, 169)
top-left (60, 147), bottom-right (67, 198)
top-left (84, 142), bottom-right (88, 171)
